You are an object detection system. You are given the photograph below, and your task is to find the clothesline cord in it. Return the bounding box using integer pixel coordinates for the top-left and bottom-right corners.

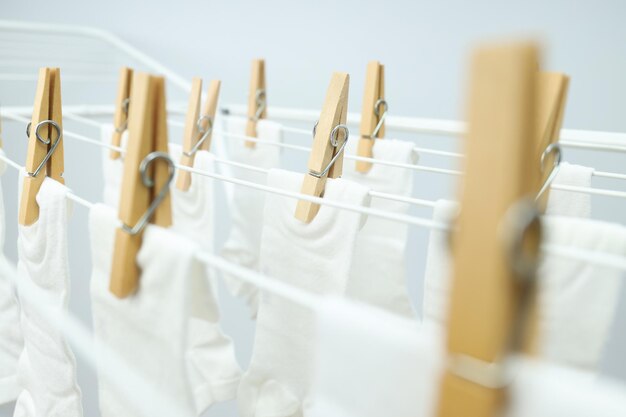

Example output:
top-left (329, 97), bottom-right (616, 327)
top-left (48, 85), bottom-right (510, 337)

top-left (219, 106), bottom-right (626, 154)
top-left (7, 112), bottom-right (441, 210)
top-left (218, 130), bottom-right (464, 176)
top-left (55, 112), bottom-right (626, 183)
top-left (178, 163), bottom-right (448, 230)
top-left (5, 111), bottom-right (626, 207)
top-left (68, 112), bottom-right (465, 176)
top-left (243, 119), bottom-right (626, 181)
top-left (0, 115), bottom-right (449, 229)
top-left (0, 151), bottom-right (624, 273)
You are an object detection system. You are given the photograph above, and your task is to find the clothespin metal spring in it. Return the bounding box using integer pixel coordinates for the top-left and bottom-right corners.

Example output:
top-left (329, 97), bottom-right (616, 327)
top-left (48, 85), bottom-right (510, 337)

top-left (121, 151), bottom-right (175, 236)
top-left (248, 89), bottom-right (266, 122)
top-left (24, 119), bottom-right (62, 178)
top-left (364, 98), bottom-right (388, 140)
top-left (308, 122), bottom-right (349, 178)
top-left (182, 115), bottom-right (214, 158)
top-left (535, 143), bottom-right (562, 201)
top-left (115, 98), bottom-right (130, 133)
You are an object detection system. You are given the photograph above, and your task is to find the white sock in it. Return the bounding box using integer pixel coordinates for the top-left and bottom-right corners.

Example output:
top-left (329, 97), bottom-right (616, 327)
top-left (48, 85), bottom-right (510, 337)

top-left (220, 116), bottom-right (282, 317)
top-left (14, 177), bottom-right (83, 417)
top-left (98, 132), bottom-right (242, 412)
top-left (90, 204), bottom-right (196, 416)
top-left (309, 297), bottom-right (441, 417)
top-left (342, 139), bottom-right (418, 317)
top-left (538, 216), bottom-right (626, 369)
top-left (237, 169), bottom-right (370, 417)
top-left (546, 162), bottom-right (593, 217)
top-left (424, 162), bottom-right (593, 326)
top-left (0, 151), bottom-right (22, 405)
top-left (90, 203), bottom-right (241, 416)
top-left (169, 144), bottom-right (243, 413)
top-left (422, 199), bottom-right (458, 326)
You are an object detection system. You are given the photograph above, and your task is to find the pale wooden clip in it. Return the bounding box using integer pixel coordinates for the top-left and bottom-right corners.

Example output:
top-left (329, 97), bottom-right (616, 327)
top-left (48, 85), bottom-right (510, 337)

top-left (200, 80), bottom-right (221, 152)
top-left (521, 71), bottom-right (570, 354)
top-left (176, 78), bottom-right (221, 191)
top-left (245, 59), bottom-right (267, 147)
top-left (110, 67), bottom-right (133, 159)
top-left (176, 77), bottom-right (202, 191)
top-left (534, 72), bottom-right (570, 209)
top-left (19, 67), bottom-right (65, 226)
top-left (109, 72), bottom-right (172, 298)
top-left (295, 72), bottom-right (349, 223)
top-left (436, 42), bottom-right (540, 417)
top-left (356, 60), bottom-right (385, 172)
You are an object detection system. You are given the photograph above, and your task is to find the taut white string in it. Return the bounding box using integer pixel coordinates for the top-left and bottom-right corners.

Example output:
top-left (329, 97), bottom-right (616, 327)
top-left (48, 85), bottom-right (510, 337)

top-left (280, 125), bottom-right (465, 158)
top-left (0, 115), bottom-right (449, 228)
top-left (0, 151), bottom-right (624, 273)
top-left (45, 112), bottom-right (626, 183)
top-left (220, 105), bottom-right (626, 154)
top-left (6, 112), bottom-right (441, 210)
top-left (67, 111), bottom-right (465, 176)
top-left (5, 111), bottom-right (626, 205)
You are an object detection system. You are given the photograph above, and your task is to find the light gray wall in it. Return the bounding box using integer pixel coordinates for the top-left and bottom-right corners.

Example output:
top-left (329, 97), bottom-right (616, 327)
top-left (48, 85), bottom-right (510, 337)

top-left (1, 1), bottom-right (626, 416)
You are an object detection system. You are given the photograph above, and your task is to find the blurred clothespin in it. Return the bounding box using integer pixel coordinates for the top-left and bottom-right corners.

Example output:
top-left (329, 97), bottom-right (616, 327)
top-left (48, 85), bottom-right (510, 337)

top-left (520, 71), bottom-right (570, 353)
top-left (436, 42), bottom-right (541, 417)
top-left (110, 67), bottom-right (133, 159)
top-left (534, 72), bottom-right (569, 208)
top-left (177, 77), bottom-right (221, 191)
top-left (295, 72), bottom-right (349, 223)
top-left (109, 72), bottom-right (174, 298)
top-left (245, 59), bottom-right (267, 147)
top-left (19, 67), bottom-right (64, 226)
top-left (355, 61), bottom-right (385, 172)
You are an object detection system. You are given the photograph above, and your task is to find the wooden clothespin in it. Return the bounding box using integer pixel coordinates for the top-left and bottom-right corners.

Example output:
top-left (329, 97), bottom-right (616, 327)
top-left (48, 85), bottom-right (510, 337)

top-left (520, 71), bottom-right (570, 354)
top-left (534, 72), bottom-right (570, 209)
top-left (436, 42), bottom-right (541, 417)
top-left (295, 72), bottom-right (349, 223)
top-left (176, 78), bottom-right (221, 191)
top-left (109, 72), bottom-right (173, 298)
top-left (355, 61), bottom-right (385, 172)
top-left (245, 59), bottom-right (267, 147)
top-left (110, 67), bottom-right (133, 159)
top-left (19, 67), bottom-right (64, 226)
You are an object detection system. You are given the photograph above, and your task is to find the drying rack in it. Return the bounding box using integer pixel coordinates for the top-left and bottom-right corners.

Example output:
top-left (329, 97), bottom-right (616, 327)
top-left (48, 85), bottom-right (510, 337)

top-left (1, 19), bottom-right (626, 417)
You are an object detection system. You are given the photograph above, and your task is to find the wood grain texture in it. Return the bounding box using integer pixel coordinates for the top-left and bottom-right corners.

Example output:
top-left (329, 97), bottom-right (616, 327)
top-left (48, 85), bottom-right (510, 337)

top-left (295, 72), bottom-right (349, 223)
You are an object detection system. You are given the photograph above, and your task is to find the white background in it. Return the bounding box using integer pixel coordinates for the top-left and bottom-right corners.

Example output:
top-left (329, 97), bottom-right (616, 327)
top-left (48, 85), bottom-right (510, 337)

top-left (1, 1), bottom-right (626, 416)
